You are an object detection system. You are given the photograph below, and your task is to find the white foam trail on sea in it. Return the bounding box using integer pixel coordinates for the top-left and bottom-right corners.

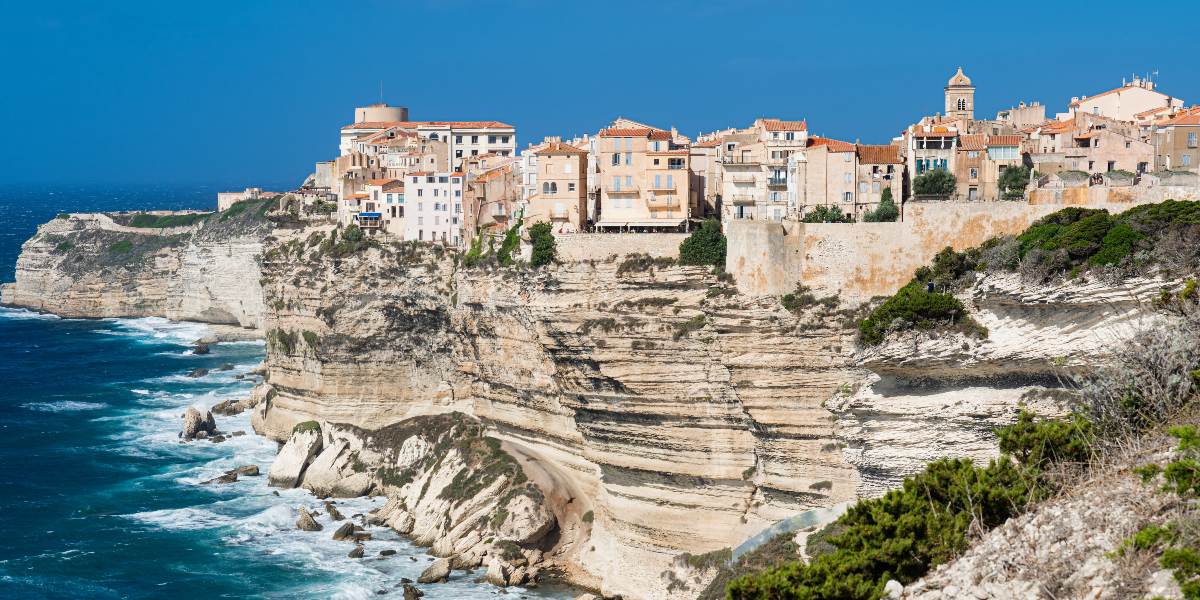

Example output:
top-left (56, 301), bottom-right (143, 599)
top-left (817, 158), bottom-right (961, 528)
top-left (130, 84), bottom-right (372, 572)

top-left (21, 400), bottom-right (109, 413)
top-left (108, 317), bottom-right (572, 599)
top-left (0, 306), bottom-right (60, 320)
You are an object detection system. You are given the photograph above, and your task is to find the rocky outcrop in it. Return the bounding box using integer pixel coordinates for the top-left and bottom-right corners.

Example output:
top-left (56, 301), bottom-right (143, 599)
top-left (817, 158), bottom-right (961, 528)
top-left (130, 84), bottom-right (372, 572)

top-left (833, 272), bottom-right (1168, 498)
top-left (267, 425), bottom-right (323, 488)
top-left (296, 507), bottom-right (323, 531)
top-left (251, 240), bottom-right (868, 599)
top-left (0, 208), bottom-right (274, 329)
top-left (181, 407), bottom-right (217, 440)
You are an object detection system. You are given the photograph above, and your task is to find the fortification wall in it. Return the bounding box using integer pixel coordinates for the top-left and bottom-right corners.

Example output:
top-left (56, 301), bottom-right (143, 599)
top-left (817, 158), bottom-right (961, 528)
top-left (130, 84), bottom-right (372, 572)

top-left (729, 184), bottom-right (1199, 303)
top-left (555, 232), bottom-right (687, 260)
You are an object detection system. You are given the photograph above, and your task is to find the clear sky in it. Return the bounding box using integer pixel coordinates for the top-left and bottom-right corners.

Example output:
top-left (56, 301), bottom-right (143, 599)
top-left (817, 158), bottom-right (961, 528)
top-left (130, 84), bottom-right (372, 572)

top-left (3, 0), bottom-right (1196, 188)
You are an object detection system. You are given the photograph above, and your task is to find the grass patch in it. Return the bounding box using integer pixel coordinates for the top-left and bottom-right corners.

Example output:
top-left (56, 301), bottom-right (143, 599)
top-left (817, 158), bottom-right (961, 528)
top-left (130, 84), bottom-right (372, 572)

top-left (292, 420), bottom-right (320, 435)
top-left (126, 212), bottom-right (211, 228)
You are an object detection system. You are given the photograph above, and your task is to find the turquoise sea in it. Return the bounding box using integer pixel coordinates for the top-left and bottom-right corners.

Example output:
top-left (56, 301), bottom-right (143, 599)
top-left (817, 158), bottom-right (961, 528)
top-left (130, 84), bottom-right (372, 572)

top-left (0, 185), bottom-right (573, 599)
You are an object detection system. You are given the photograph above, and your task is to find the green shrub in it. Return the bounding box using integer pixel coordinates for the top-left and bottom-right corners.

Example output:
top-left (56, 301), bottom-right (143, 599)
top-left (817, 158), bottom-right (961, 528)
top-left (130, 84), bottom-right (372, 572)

top-left (861, 189), bottom-right (899, 222)
top-left (803, 205), bottom-right (854, 223)
top-left (462, 231), bottom-right (485, 267)
top-left (55, 241), bottom-right (75, 252)
top-left (108, 240), bottom-right (133, 254)
top-left (727, 456), bottom-right (1045, 600)
top-left (342, 223), bottom-right (364, 242)
top-left (858, 282), bottom-right (976, 345)
top-left (997, 410), bottom-right (1094, 472)
top-left (293, 420), bottom-right (320, 435)
top-left (616, 253), bottom-right (676, 275)
top-left (1128, 426), bottom-right (1200, 598)
top-left (679, 219), bottom-right (727, 266)
top-left (497, 217), bottom-right (523, 266)
top-left (56, 213), bottom-right (71, 220)
top-left (912, 169), bottom-right (956, 196)
top-left (998, 165), bottom-right (1030, 197)
top-left (302, 330), bottom-right (319, 349)
top-left (581, 510), bottom-right (594, 523)
top-left (672, 314), bottom-right (706, 340)
top-left (529, 222), bottom-right (556, 268)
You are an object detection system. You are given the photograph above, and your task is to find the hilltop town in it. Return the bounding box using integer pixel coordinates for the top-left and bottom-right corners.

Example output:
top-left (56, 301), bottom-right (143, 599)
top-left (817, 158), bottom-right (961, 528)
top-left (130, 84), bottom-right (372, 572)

top-left (221, 68), bottom-right (1199, 247)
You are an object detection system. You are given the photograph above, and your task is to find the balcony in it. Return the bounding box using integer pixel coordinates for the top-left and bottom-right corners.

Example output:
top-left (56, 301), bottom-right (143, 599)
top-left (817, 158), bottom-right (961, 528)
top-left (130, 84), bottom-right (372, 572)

top-left (552, 207), bottom-right (570, 219)
top-left (730, 194), bottom-right (758, 205)
top-left (649, 183), bottom-right (676, 191)
top-left (491, 205), bottom-right (508, 218)
top-left (730, 173), bottom-right (757, 184)
top-left (667, 164), bottom-right (687, 170)
top-left (721, 155), bottom-right (761, 165)
top-left (767, 177), bottom-right (787, 187)
top-left (607, 186), bottom-right (639, 194)
top-left (648, 195), bottom-right (677, 206)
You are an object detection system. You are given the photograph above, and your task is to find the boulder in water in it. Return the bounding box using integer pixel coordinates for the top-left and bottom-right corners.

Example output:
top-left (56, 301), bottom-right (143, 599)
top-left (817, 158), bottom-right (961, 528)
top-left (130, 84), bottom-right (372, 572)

top-left (191, 342), bottom-right (211, 355)
top-left (187, 368), bottom-right (209, 378)
top-left (215, 363), bottom-right (235, 371)
top-left (348, 544), bottom-right (365, 559)
top-left (379, 549), bottom-right (397, 557)
top-left (202, 471), bottom-right (238, 485)
top-left (331, 521), bottom-right (358, 541)
top-left (402, 584), bottom-right (424, 600)
top-left (181, 407), bottom-right (217, 440)
top-left (324, 501), bottom-right (344, 521)
top-left (296, 507), bottom-right (323, 532)
top-left (417, 558), bottom-right (450, 584)
top-left (234, 465), bottom-right (259, 476)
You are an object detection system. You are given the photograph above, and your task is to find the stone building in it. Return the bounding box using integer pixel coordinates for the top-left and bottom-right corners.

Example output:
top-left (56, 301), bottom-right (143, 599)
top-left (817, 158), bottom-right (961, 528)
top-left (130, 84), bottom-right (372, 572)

top-left (945, 67), bottom-right (975, 120)
top-left (1152, 107), bottom-right (1200, 173)
top-left (954, 135), bottom-right (1023, 201)
top-left (463, 163), bottom-right (521, 247)
top-left (524, 142), bottom-right (589, 233)
top-left (719, 118), bottom-right (808, 222)
top-left (403, 171), bottom-right (465, 246)
top-left (596, 121), bottom-right (695, 231)
top-left (1024, 113), bottom-right (1152, 176)
top-left (854, 144), bottom-right (904, 213)
top-left (1066, 76), bottom-right (1184, 122)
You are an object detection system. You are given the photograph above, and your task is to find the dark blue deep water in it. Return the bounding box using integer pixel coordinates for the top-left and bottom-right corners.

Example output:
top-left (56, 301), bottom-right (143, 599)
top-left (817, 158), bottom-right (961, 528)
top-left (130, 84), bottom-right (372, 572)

top-left (0, 186), bottom-right (572, 599)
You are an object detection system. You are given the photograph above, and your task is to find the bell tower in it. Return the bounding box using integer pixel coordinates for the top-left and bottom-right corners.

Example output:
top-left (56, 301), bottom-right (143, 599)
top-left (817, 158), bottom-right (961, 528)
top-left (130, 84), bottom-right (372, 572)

top-left (944, 67), bottom-right (975, 120)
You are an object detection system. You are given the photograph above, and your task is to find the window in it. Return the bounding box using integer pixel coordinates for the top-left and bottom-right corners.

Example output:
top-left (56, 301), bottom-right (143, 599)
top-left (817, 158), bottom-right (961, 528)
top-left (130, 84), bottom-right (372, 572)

top-left (957, 98), bottom-right (966, 111)
top-left (1107, 161), bottom-right (1116, 171)
top-left (501, 136), bottom-right (510, 144)
top-left (624, 138), bottom-right (632, 151)
top-left (624, 152), bottom-right (632, 165)
top-left (543, 182), bottom-right (551, 194)
top-left (612, 176), bottom-right (620, 192)
top-left (786, 132), bottom-right (795, 141)
top-left (1189, 133), bottom-right (1199, 148)
top-left (653, 158), bottom-right (660, 165)
top-left (967, 151), bottom-right (979, 158)
top-left (625, 176), bottom-right (632, 188)
top-left (433, 189), bottom-right (439, 197)
top-left (455, 204), bottom-right (461, 213)
top-left (613, 138), bottom-right (622, 151)
top-left (859, 182), bottom-right (868, 193)
top-left (455, 150), bottom-right (463, 158)
top-left (611, 153), bottom-right (620, 166)
top-left (455, 136), bottom-right (463, 144)
top-left (872, 182), bottom-right (880, 193)
top-left (970, 168), bottom-right (978, 179)
top-left (652, 141), bottom-right (661, 151)
top-left (654, 175), bottom-right (661, 189)
top-left (843, 153), bottom-right (851, 162)
top-left (1184, 154), bottom-right (1193, 167)
top-left (564, 163), bottom-right (572, 174)
top-left (438, 176), bottom-right (448, 183)
top-left (452, 177), bottom-right (460, 184)
top-left (455, 190), bottom-right (461, 197)
top-left (666, 174), bottom-right (673, 188)
top-left (1126, 141), bottom-right (1132, 149)
top-left (471, 135), bottom-right (479, 143)
top-left (426, 176), bottom-right (434, 183)
top-left (471, 150), bottom-right (478, 156)
top-left (843, 192), bottom-right (852, 203)
top-left (567, 182), bottom-right (575, 192)
top-left (417, 189), bottom-right (423, 197)
top-left (843, 172), bottom-right (851, 183)
top-left (412, 177), bottom-right (418, 183)
top-left (488, 135), bottom-right (497, 144)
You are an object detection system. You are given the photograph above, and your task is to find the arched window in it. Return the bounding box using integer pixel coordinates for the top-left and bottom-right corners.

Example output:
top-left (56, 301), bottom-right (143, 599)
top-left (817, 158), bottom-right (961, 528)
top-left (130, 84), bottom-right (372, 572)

top-left (429, 133), bottom-right (440, 141)
top-left (957, 98), bottom-right (967, 111)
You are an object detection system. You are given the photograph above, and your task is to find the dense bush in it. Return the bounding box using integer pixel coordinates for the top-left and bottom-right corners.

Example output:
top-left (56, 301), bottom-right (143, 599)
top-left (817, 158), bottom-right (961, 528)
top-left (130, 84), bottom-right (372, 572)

top-left (679, 219), bottom-right (726, 266)
top-left (727, 414), bottom-right (1085, 600)
top-left (1128, 426), bottom-right (1200, 598)
top-left (803, 205), bottom-right (854, 223)
top-left (997, 410), bottom-right (1094, 471)
top-left (998, 165), bottom-right (1030, 198)
top-left (861, 189), bottom-right (899, 222)
top-left (912, 169), bottom-right (956, 196)
top-left (529, 222), bottom-right (556, 268)
top-left (497, 219), bottom-right (522, 266)
top-left (857, 281), bottom-right (980, 345)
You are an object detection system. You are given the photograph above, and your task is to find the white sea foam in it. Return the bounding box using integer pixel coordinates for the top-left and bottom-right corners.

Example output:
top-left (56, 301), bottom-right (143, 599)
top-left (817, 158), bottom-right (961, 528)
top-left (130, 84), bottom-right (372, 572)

top-left (100, 317), bottom-right (211, 346)
top-left (22, 400), bottom-right (108, 413)
top-left (0, 306), bottom-right (60, 320)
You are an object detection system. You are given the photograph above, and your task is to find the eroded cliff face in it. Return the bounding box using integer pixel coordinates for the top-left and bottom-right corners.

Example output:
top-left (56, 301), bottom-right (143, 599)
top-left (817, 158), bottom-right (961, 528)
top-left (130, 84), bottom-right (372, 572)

top-left (252, 241), bottom-right (864, 599)
top-left (1, 211), bottom-right (272, 329)
top-left (833, 271), bottom-right (1166, 498)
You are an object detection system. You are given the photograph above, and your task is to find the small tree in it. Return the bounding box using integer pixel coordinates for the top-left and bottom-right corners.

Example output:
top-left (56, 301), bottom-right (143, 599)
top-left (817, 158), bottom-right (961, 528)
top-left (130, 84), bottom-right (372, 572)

top-left (912, 169), bottom-right (957, 197)
top-left (998, 165), bottom-right (1030, 199)
top-left (529, 222), bottom-right (556, 268)
top-left (679, 219), bottom-right (726, 266)
top-left (802, 205), bottom-right (854, 223)
top-left (862, 188), bottom-right (899, 222)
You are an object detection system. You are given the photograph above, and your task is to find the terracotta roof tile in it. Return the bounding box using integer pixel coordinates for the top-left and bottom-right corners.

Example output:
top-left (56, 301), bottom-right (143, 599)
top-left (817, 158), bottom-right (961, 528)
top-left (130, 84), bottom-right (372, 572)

top-left (761, 118), bottom-right (808, 132)
top-left (535, 142), bottom-right (588, 156)
top-left (342, 120), bottom-right (514, 131)
top-left (598, 127), bottom-right (672, 140)
top-left (959, 134), bottom-right (988, 151)
top-left (856, 144), bottom-right (902, 164)
top-left (367, 178), bottom-right (397, 186)
top-left (693, 139), bottom-right (723, 148)
top-left (807, 136), bottom-right (855, 152)
top-left (987, 135), bottom-right (1023, 147)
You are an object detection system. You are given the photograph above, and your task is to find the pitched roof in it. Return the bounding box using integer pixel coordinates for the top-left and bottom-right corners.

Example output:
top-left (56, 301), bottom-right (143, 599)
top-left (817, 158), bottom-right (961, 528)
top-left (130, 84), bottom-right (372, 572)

top-left (598, 127), bottom-right (672, 140)
top-left (367, 178), bottom-right (397, 186)
top-left (987, 134), bottom-right (1023, 147)
top-left (1158, 108), bottom-right (1200, 127)
top-left (856, 144), bottom-right (902, 164)
top-left (761, 118), bottom-right (807, 132)
top-left (535, 141), bottom-right (587, 156)
top-left (1069, 84), bottom-right (1169, 107)
top-left (807, 136), bottom-right (855, 152)
top-left (912, 125), bottom-right (958, 138)
top-left (693, 138), bottom-right (723, 148)
top-left (959, 134), bottom-right (988, 151)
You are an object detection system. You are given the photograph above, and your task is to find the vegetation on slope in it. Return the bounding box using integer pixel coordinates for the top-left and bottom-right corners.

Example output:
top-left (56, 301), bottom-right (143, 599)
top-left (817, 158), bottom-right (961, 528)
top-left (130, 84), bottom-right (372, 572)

top-left (679, 219), bottom-right (727, 266)
top-left (121, 212), bottom-right (212, 228)
top-left (528, 222), bottom-right (556, 267)
top-left (733, 294), bottom-right (1200, 600)
top-left (858, 200), bottom-right (1200, 345)
top-left (861, 189), bottom-right (899, 223)
top-left (802, 206), bottom-right (854, 223)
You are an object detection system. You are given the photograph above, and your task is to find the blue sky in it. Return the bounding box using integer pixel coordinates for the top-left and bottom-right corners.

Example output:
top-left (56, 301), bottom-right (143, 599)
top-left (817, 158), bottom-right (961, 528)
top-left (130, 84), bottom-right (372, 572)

top-left (2, 1), bottom-right (1196, 188)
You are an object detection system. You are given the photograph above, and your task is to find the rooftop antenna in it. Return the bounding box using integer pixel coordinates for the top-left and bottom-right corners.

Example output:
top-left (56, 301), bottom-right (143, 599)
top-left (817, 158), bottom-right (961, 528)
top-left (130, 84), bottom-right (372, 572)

top-left (379, 80), bottom-right (384, 103)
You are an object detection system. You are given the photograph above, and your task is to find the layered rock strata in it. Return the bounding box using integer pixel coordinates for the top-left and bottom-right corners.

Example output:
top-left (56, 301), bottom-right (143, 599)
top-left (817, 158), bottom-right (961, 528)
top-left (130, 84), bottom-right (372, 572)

top-left (1, 209), bottom-right (272, 329)
top-left (251, 241), bottom-right (865, 599)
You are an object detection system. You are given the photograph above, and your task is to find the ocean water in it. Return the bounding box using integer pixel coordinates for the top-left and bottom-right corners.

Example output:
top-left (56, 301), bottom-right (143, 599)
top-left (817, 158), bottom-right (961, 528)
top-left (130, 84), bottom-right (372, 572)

top-left (0, 186), bottom-right (574, 599)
